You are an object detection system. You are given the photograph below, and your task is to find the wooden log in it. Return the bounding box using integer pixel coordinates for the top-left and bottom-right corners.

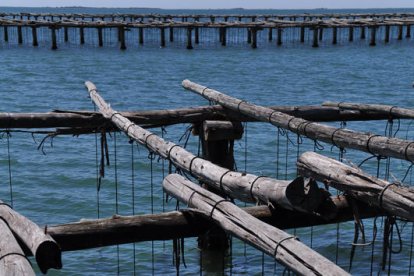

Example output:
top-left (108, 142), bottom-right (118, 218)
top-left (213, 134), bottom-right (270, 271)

top-left (46, 196), bottom-right (382, 252)
top-left (202, 120), bottom-right (243, 141)
top-left (85, 81), bottom-right (326, 213)
top-left (182, 80), bottom-right (414, 162)
top-left (0, 200), bottom-right (62, 273)
top-left (297, 152), bottom-right (414, 221)
top-left (163, 174), bottom-right (349, 276)
top-left (322, 101), bottom-right (414, 119)
top-left (31, 26), bottom-right (38, 47)
top-left (0, 219), bottom-right (35, 276)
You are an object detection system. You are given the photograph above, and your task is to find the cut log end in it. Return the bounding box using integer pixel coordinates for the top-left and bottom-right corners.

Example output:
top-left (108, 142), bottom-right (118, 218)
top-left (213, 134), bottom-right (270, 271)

top-left (285, 177), bottom-right (328, 212)
top-left (36, 241), bottom-right (62, 273)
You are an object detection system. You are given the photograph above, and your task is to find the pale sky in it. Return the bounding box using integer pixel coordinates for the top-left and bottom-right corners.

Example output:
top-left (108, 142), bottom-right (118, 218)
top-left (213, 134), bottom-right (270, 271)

top-left (2, 0), bottom-right (414, 9)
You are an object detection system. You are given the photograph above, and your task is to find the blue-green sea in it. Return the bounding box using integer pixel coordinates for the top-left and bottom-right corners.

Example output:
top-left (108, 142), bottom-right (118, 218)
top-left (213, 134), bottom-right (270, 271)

top-left (1, 6), bottom-right (414, 275)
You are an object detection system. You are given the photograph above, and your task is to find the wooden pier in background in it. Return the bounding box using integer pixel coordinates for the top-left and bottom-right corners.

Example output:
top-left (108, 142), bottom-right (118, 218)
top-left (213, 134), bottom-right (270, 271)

top-left (0, 12), bottom-right (413, 50)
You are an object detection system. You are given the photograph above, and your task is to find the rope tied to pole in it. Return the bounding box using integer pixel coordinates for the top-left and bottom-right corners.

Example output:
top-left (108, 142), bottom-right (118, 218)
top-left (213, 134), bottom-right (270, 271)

top-left (249, 175), bottom-right (267, 203)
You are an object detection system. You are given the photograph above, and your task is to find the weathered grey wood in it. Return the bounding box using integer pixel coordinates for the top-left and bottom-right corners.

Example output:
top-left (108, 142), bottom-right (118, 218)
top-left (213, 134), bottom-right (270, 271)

top-left (0, 219), bottom-right (35, 276)
top-left (163, 174), bottom-right (349, 276)
top-left (85, 81), bottom-right (326, 213)
top-left (297, 151), bottom-right (414, 221)
top-left (46, 196), bottom-right (382, 252)
top-left (0, 105), bottom-right (394, 130)
top-left (0, 200), bottom-right (62, 273)
top-left (182, 80), bottom-right (414, 162)
top-left (202, 120), bottom-right (243, 141)
top-left (323, 101), bottom-right (414, 120)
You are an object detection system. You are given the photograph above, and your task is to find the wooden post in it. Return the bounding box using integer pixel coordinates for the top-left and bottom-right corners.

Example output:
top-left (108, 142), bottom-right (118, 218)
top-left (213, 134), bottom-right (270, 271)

top-left (98, 27), bottom-right (103, 47)
top-left (398, 25), bottom-right (403, 40)
top-left (64, 26), bottom-right (68, 42)
top-left (0, 220), bottom-right (35, 276)
top-left (186, 27), bottom-right (193, 49)
top-left (17, 25), bottom-right (23, 44)
top-left (51, 27), bottom-right (58, 50)
top-left (220, 27), bottom-right (226, 46)
top-left (319, 27), bottom-right (323, 41)
top-left (3, 26), bottom-right (8, 42)
top-left (138, 27), bottom-right (144, 45)
top-left (247, 28), bottom-right (252, 43)
top-left (160, 27), bottom-right (165, 47)
top-left (251, 28), bottom-right (257, 48)
top-left (163, 174), bottom-right (349, 276)
top-left (169, 27), bottom-right (174, 42)
top-left (332, 26), bottom-right (337, 44)
top-left (312, 28), bottom-right (319, 47)
top-left (119, 27), bottom-right (126, 50)
top-left (277, 28), bottom-right (282, 46)
top-left (348, 26), bottom-right (354, 42)
top-left (369, 26), bottom-right (376, 46)
top-left (360, 26), bottom-right (366, 39)
top-left (195, 27), bottom-right (199, 44)
top-left (31, 26), bottom-right (38, 47)
top-left (80, 26), bottom-right (85, 44)
top-left (406, 24), bottom-right (411, 38)
top-left (300, 26), bottom-right (305, 43)
top-left (268, 27), bottom-right (273, 41)
top-left (385, 25), bottom-right (390, 43)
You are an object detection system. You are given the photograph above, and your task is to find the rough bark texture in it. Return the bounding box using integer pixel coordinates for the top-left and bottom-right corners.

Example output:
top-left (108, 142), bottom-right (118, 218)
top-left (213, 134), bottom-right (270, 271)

top-left (85, 81), bottom-right (326, 213)
top-left (182, 80), bottom-right (414, 162)
top-left (163, 173), bottom-right (349, 276)
top-left (297, 151), bottom-right (414, 221)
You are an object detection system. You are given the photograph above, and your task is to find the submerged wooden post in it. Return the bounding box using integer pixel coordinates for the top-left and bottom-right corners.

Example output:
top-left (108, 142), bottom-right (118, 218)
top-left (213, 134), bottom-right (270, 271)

top-left (195, 26), bottom-right (199, 44)
top-left (17, 25), bottom-right (23, 44)
top-left (186, 27), bottom-right (193, 49)
top-left (300, 26), bottom-right (305, 43)
top-left (385, 25), bottom-right (390, 43)
top-left (98, 27), bottom-right (103, 47)
top-left (160, 27), bottom-right (165, 47)
top-left (398, 25), bottom-right (403, 40)
top-left (220, 27), bottom-right (226, 46)
top-left (0, 220), bottom-right (35, 276)
top-left (348, 26), bottom-right (354, 42)
top-left (268, 27), bottom-right (273, 41)
top-left (163, 174), bottom-right (349, 276)
top-left (406, 24), bottom-right (411, 38)
top-left (31, 26), bottom-right (38, 47)
top-left (369, 26), bottom-right (377, 46)
top-left (64, 26), bottom-right (68, 42)
top-left (332, 26), bottom-right (337, 44)
top-left (251, 28), bottom-right (257, 48)
top-left (360, 26), bottom-right (366, 39)
top-left (138, 27), bottom-right (144, 45)
top-left (169, 27), bottom-right (174, 42)
top-left (119, 27), bottom-right (126, 50)
top-left (80, 26), bottom-right (85, 44)
top-left (3, 26), bottom-right (8, 42)
top-left (51, 27), bottom-right (58, 50)
top-left (277, 28), bottom-right (282, 46)
top-left (247, 28), bottom-right (252, 43)
top-left (319, 27), bottom-right (323, 40)
top-left (312, 27), bottom-right (319, 47)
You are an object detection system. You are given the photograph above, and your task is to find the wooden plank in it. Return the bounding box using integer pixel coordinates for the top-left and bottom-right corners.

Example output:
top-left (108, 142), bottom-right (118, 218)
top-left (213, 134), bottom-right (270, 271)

top-left (182, 80), bottom-right (414, 162)
top-left (163, 173), bottom-right (349, 276)
top-left (0, 219), bottom-right (35, 276)
top-left (297, 151), bottom-right (414, 221)
top-left (85, 81), bottom-right (327, 213)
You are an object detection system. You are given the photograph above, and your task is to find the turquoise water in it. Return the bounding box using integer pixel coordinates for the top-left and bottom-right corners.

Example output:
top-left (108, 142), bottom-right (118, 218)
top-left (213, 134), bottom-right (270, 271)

top-left (1, 7), bottom-right (414, 275)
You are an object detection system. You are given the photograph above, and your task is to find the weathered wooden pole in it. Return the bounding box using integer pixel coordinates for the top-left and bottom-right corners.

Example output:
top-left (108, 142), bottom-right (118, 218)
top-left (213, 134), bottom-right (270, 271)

top-left (312, 27), bottom-right (319, 47)
top-left (119, 27), bottom-right (126, 50)
top-left (277, 28), bottom-right (282, 46)
top-left (319, 27), bottom-right (323, 40)
top-left (297, 152), bottom-right (414, 221)
top-left (138, 27), bottom-right (144, 45)
top-left (247, 28), bottom-right (252, 43)
top-left (360, 26), bottom-right (366, 39)
top-left (31, 26), bottom-right (38, 47)
top-left (348, 26), bottom-right (354, 42)
top-left (300, 26), bottom-right (305, 43)
top-left (169, 27), bottom-right (174, 42)
top-left (0, 220), bottom-right (35, 276)
top-left (182, 80), bottom-right (414, 162)
top-left (97, 27), bottom-right (103, 47)
top-left (369, 26), bottom-right (376, 46)
top-left (186, 27), bottom-right (193, 49)
top-left (80, 26), bottom-right (85, 44)
top-left (385, 25), bottom-right (390, 43)
top-left (64, 26), bottom-right (69, 42)
top-left (3, 26), bottom-right (8, 42)
top-left (17, 25), bottom-right (23, 44)
top-left (0, 200), bottom-right (62, 273)
top-left (164, 174), bottom-right (349, 276)
top-left (332, 26), bottom-right (337, 44)
top-left (85, 81), bottom-right (326, 213)
top-left (51, 27), bottom-right (58, 50)
top-left (221, 27), bottom-right (226, 46)
top-left (398, 25), bottom-right (403, 40)
top-left (195, 26), bottom-right (199, 44)
top-left (160, 27), bottom-right (165, 47)
top-left (406, 24), bottom-right (411, 38)
top-left (251, 28), bottom-right (257, 48)
top-left (268, 27), bottom-right (273, 41)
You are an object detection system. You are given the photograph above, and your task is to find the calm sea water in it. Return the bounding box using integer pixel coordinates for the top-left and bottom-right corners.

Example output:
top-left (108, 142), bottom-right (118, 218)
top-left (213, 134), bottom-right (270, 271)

top-left (1, 7), bottom-right (414, 275)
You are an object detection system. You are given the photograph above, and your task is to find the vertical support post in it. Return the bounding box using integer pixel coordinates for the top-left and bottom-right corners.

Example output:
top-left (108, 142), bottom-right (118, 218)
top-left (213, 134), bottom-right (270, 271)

top-left (119, 27), bottom-right (126, 50)
top-left (251, 28), bottom-right (257, 49)
top-left (268, 27), bottom-right (273, 41)
top-left (398, 25), bottom-right (403, 40)
top-left (98, 27), bottom-right (103, 47)
top-left (385, 25), bottom-right (390, 43)
top-left (406, 25), bottom-right (411, 38)
top-left (186, 27), bottom-right (193, 49)
top-left (31, 26), bottom-right (38, 47)
top-left (277, 28), bottom-right (282, 46)
top-left (332, 26), bottom-right (337, 45)
top-left (319, 27), bottom-right (323, 41)
top-left (220, 27), bottom-right (226, 46)
top-left (169, 27), bottom-right (174, 42)
top-left (3, 26), bottom-right (8, 42)
top-left (51, 27), bottom-right (58, 50)
top-left (64, 27), bottom-right (69, 42)
top-left (160, 27), bottom-right (165, 47)
top-left (80, 27), bottom-right (85, 45)
top-left (312, 27), bottom-right (319, 48)
top-left (17, 26), bottom-right (23, 44)
top-left (360, 26), bottom-right (366, 39)
top-left (195, 17), bottom-right (200, 44)
top-left (369, 26), bottom-right (376, 46)
top-left (348, 26), bottom-right (354, 42)
top-left (300, 26), bottom-right (305, 43)
top-left (139, 27), bottom-right (144, 45)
